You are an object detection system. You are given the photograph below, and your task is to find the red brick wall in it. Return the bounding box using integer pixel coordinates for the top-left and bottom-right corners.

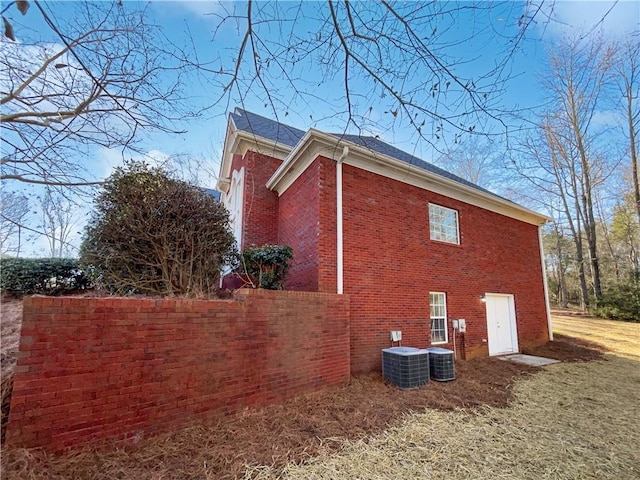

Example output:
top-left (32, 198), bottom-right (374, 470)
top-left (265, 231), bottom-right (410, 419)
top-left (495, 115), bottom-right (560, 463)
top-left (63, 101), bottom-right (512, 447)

top-left (341, 164), bottom-right (548, 373)
top-left (6, 290), bottom-right (350, 451)
top-left (277, 156), bottom-right (338, 293)
top-left (225, 148), bottom-right (548, 374)
top-left (231, 151), bottom-right (282, 249)
top-left (277, 159), bottom-right (321, 291)
top-left (317, 157), bottom-right (338, 293)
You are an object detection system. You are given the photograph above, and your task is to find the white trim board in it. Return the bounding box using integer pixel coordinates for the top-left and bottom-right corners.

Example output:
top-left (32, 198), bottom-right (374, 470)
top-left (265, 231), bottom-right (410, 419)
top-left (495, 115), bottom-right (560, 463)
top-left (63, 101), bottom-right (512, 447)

top-left (266, 130), bottom-right (549, 226)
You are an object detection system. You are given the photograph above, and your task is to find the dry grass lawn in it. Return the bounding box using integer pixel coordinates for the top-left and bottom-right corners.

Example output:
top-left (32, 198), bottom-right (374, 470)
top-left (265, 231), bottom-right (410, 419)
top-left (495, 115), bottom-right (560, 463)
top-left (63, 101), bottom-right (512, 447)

top-left (244, 312), bottom-right (640, 480)
top-left (551, 309), bottom-right (640, 360)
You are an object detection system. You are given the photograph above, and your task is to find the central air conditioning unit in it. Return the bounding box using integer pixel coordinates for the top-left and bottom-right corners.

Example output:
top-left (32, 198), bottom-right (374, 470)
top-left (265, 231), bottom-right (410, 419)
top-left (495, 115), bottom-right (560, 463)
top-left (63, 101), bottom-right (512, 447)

top-left (382, 347), bottom-right (430, 389)
top-left (426, 347), bottom-right (456, 381)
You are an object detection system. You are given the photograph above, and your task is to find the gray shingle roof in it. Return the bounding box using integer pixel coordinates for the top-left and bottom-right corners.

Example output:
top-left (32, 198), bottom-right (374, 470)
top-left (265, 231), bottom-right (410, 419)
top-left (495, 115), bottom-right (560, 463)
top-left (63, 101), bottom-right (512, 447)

top-left (202, 187), bottom-right (221, 201)
top-left (231, 108), bottom-right (497, 198)
top-left (334, 134), bottom-right (498, 196)
top-left (232, 108), bottom-right (306, 148)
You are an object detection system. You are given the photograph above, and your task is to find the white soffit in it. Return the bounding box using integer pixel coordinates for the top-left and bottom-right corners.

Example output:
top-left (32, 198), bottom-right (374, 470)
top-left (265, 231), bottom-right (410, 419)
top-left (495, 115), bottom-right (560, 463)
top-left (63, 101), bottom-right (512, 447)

top-left (266, 130), bottom-right (549, 226)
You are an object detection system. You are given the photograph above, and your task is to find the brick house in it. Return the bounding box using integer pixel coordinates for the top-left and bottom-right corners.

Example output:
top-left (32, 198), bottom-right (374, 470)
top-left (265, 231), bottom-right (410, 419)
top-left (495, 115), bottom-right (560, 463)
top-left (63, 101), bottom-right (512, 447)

top-left (216, 108), bottom-right (552, 374)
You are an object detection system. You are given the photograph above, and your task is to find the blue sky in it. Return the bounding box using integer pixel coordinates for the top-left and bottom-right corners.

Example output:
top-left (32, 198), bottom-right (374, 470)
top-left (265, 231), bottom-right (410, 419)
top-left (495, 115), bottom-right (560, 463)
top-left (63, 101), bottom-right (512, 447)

top-left (134, 0), bottom-right (640, 171)
top-left (7, 0), bottom-right (639, 178)
top-left (2, 0), bottom-right (639, 256)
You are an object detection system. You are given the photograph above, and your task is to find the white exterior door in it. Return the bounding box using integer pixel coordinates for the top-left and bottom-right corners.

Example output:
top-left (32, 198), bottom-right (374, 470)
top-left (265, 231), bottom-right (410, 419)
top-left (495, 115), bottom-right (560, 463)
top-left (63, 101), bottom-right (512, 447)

top-left (485, 293), bottom-right (519, 356)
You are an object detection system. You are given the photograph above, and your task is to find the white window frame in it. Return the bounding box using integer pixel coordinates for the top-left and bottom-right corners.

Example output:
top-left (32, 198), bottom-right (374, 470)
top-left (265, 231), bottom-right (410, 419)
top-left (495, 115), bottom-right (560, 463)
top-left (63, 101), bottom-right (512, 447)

top-left (224, 167), bottom-right (244, 249)
top-left (429, 203), bottom-right (460, 245)
top-left (430, 292), bottom-right (448, 345)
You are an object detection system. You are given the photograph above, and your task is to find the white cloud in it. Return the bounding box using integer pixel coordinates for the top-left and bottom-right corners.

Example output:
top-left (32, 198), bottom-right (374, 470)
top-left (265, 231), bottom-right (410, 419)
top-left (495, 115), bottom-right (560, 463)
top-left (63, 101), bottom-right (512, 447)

top-left (540, 0), bottom-right (639, 37)
top-left (150, 0), bottom-right (223, 21)
top-left (591, 109), bottom-right (624, 129)
top-left (91, 148), bottom-right (173, 181)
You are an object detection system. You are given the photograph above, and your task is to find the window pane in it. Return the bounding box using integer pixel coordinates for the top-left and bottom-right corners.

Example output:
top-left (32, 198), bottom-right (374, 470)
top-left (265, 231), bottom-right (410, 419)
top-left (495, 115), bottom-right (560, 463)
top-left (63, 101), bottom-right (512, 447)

top-left (429, 204), bottom-right (459, 244)
top-left (429, 292), bottom-right (447, 344)
top-left (431, 318), bottom-right (446, 343)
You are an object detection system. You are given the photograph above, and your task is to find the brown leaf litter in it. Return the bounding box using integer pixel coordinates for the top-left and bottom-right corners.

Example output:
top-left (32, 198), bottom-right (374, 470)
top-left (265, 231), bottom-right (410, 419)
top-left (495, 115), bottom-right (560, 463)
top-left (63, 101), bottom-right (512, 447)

top-left (0, 326), bottom-right (604, 480)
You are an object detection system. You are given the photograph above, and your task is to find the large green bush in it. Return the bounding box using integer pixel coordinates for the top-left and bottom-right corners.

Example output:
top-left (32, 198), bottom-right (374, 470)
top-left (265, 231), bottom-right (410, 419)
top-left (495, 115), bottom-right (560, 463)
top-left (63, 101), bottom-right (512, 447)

top-left (592, 277), bottom-right (640, 322)
top-left (80, 161), bottom-right (237, 296)
top-left (0, 258), bottom-right (92, 296)
top-left (241, 244), bottom-right (293, 290)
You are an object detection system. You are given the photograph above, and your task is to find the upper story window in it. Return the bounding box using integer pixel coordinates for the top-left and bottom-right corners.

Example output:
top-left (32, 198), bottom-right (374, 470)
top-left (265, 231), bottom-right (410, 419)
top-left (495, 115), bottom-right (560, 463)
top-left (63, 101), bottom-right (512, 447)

top-left (429, 203), bottom-right (459, 245)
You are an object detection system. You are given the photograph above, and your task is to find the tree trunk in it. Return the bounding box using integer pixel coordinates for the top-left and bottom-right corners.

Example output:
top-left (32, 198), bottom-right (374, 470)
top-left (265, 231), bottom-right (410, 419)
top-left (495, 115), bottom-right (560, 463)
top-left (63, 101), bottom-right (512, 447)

top-left (554, 224), bottom-right (569, 308)
top-left (627, 82), bottom-right (640, 222)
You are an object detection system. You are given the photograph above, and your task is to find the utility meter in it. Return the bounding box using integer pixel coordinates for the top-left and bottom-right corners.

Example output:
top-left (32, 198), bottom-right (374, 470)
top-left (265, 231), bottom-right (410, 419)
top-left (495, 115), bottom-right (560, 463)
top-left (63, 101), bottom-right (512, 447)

top-left (457, 319), bottom-right (467, 333)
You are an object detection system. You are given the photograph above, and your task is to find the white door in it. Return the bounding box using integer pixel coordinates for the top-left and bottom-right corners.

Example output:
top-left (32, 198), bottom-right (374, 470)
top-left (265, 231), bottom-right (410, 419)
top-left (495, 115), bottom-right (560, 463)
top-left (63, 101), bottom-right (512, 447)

top-left (485, 294), bottom-right (519, 356)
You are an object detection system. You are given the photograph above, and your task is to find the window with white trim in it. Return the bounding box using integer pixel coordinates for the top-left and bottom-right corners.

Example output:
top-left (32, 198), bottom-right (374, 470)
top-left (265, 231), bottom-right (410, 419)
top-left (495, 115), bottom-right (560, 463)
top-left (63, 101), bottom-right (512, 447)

top-left (226, 168), bottom-right (244, 248)
top-left (430, 292), bottom-right (448, 344)
top-left (429, 203), bottom-right (459, 244)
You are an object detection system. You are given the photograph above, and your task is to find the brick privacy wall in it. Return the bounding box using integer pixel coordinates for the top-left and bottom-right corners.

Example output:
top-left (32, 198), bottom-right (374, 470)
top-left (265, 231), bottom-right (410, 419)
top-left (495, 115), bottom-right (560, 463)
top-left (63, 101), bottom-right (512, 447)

top-left (341, 164), bottom-right (549, 374)
top-left (232, 151), bottom-right (282, 249)
top-left (6, 290), bottom-right (350, 451)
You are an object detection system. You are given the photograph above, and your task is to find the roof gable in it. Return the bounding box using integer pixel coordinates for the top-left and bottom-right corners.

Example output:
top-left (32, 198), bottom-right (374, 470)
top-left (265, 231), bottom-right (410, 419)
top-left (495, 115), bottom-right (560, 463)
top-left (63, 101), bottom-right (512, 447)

top-left (221, 109), bottom-right (549, 226)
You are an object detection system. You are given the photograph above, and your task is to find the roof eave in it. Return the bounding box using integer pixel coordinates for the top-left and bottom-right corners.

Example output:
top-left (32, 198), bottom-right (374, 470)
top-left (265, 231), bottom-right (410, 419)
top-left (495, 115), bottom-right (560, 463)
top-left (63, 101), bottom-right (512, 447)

top-left (267, 130), bottom-right (550, 226)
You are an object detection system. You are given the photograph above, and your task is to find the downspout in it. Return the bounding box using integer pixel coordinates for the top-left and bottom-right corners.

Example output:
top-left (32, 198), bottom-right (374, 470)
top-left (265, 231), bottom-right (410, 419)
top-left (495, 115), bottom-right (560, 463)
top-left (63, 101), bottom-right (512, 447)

top-left (336, 146), bottom-right (349, 295)
top-left (538, 225), bottom-right (553, 341)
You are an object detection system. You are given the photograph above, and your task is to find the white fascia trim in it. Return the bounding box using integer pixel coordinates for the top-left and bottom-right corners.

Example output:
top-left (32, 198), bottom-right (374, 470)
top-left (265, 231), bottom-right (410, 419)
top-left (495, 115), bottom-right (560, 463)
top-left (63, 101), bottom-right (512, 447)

top-left (215, 116), bottom-right (294, 194)
top-left (215, 119), bottom-right (237, 194)
top-left (267, 130), bottom-right (550, 226)
top-left (265, 129), bottom-right (337, 191)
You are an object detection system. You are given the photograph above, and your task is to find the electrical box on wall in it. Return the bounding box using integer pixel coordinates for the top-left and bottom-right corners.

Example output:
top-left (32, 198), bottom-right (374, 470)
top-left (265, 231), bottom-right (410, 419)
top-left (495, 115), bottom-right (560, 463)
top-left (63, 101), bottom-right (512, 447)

top-left (390, 331), bottom-right (402, 342)
top-left (457, 319), bottom-right (466, 333)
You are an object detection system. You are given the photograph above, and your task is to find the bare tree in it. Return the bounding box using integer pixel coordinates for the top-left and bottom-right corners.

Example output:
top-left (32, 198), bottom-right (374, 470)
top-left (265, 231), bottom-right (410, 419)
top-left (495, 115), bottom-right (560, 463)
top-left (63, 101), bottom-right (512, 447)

top-left (0, 189), bottom-right (30, 256)
top-left (543, 220), bottom-right (572, 308)
top-left (540, 34), bottom-right (616, 300)
top-left (436, 136), bottom-right (505, 189)
top-left (515, 116), bottom-right (591, 308)
top-left (37, 187), bottom-right (78, 257)
top-left (1, 1), bottom-right (190, 188)
top-left (610, 192), bottom-right (640, 277)
top-left (200, 1), bottom-right (547, 144)
top-left (614, 36), bottom-right (640, 221)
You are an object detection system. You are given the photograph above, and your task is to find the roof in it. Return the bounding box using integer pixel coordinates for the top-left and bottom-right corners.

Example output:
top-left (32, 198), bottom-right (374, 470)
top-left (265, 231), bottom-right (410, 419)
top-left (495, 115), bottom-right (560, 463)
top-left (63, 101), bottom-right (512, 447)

top-left (334, 134), bottom-right (499, 197)
top-left (231, 108), bottom-right (497, 199)
top-left (202, 187), bottom-right (221, 201)
top-left (224, 108), bottom-right (549, 226)
top-left (231, 109), bottom-right (306, 148)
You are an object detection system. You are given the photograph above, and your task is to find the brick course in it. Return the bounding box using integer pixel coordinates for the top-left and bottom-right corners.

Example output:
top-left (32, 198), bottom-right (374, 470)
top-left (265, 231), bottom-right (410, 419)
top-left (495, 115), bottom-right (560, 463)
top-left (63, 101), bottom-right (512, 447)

top-left (6, 290), bottom-right (350, 451)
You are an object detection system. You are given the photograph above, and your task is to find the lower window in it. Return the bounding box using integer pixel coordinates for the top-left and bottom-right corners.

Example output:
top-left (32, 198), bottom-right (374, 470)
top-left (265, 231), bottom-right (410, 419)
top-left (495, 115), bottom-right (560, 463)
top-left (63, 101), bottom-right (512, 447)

top-left (430, 292), bottom-right (448, 344)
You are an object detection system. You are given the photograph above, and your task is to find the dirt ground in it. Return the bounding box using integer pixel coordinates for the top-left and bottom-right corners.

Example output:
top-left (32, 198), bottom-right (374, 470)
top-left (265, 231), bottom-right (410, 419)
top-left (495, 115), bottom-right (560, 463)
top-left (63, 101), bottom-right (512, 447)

top-left (0, 298), bottom-right (22, 444)
top-left (0, 298), bottom-right (610, 480)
